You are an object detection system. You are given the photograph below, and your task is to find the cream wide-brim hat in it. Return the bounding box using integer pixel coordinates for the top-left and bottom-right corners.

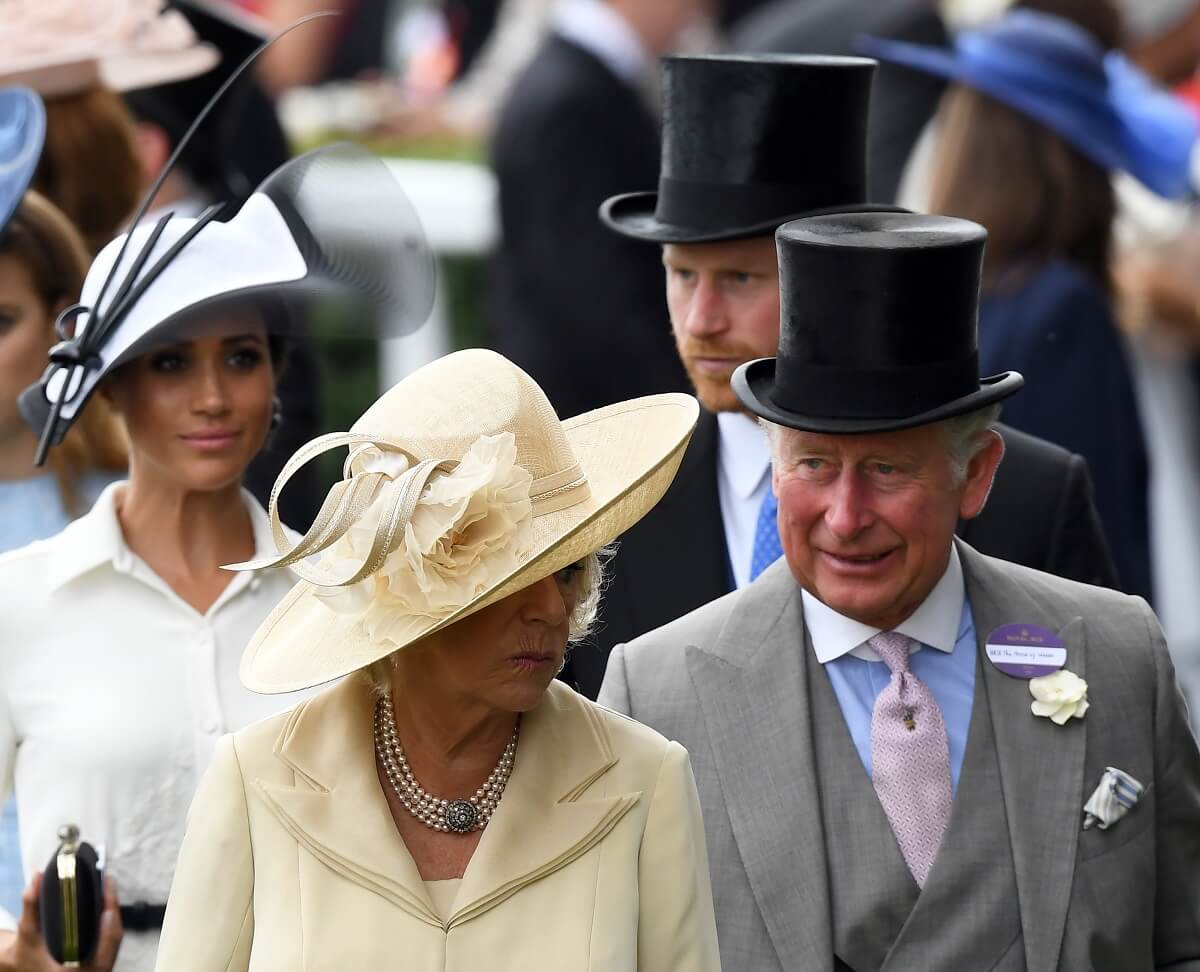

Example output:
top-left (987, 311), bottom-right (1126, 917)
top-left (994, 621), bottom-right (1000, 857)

top-left (239, 349), bottom-right (700, 694)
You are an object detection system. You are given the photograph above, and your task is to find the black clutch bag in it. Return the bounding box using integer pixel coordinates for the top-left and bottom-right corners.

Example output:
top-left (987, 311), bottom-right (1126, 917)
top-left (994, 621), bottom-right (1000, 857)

top-left (39, 824), bottom-right (104, 966)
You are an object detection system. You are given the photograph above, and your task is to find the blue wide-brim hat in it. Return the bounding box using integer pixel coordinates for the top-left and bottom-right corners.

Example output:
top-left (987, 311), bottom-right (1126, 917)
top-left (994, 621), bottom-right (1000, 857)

top-left (0, 86), bottom-right (45, 235)
top-left (859, 9), bottom-right (1199, 200)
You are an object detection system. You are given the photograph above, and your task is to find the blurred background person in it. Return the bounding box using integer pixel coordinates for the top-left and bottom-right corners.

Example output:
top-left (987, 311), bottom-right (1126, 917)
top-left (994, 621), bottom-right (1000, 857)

top-left (255, 0), bottom-right (378, 95)
top-left (0, 88), bottom-right (128, 927)
top-left (1121, 0), bottom-right (1200, 84)
top-left (732, 0), bottom-right (952, 203)
top-left (0, 0), bottom-right (220, 255)
top-left (1107, 0), bottom-right (1200, 717)
top-left (126, 0), bottom-right (323, 529)
top-left (258, 0), bottom-right (776, 140)
top-left (487, 0), bottom-right (711, 420)
top-left (863, 6), bottom-right (1200, 604)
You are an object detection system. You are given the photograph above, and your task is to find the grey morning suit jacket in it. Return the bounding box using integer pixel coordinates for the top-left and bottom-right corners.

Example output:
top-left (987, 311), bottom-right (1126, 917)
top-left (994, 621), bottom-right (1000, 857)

top-left (598, 541), bottom-right (1200, 971)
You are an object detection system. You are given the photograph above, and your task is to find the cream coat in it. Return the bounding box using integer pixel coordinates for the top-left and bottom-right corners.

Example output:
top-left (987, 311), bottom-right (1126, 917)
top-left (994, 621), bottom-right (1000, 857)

top-left (155, 676), bottom-right (720, 971)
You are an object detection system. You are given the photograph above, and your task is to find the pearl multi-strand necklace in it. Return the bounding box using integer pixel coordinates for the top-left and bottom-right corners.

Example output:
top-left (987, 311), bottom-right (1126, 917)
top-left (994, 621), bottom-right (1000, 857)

top-left (374, 694), bottom-right (518, 834)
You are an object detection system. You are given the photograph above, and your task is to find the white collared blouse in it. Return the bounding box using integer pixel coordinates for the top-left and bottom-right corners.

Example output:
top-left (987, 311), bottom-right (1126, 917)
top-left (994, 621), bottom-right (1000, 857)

top-left (0, 483), bottom-right (315, 972)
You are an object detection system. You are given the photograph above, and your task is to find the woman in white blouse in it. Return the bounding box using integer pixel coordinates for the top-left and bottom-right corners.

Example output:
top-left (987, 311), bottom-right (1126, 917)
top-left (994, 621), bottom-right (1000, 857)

top-left (0, 303), bottom-right (313, 972)
top-left (0, 323), bottom-right (306, 972)
top-left (0, 136), bottom-right (425, 971)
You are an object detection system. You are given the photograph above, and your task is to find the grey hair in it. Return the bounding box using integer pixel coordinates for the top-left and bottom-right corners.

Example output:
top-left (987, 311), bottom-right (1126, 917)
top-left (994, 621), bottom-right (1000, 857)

top-left (364, 546), bottom-right (614, 695)
top-left (938, 404), bottom-right (1003, 484)
top-left (761, 403), bottom-right (1002, 484)
top-left (568, 544), bottom-right (616, 644)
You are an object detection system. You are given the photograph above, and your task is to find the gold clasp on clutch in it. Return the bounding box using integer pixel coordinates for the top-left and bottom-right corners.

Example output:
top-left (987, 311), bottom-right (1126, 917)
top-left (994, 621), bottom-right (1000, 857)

top-left (56, 824), bottom-right (82, 967)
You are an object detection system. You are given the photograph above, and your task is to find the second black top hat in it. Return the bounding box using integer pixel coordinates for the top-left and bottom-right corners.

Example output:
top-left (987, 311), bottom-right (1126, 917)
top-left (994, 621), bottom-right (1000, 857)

top-left (601, 54), bottom-right (891, 243)
top-left (733, 212), bottom-right (1024, 434)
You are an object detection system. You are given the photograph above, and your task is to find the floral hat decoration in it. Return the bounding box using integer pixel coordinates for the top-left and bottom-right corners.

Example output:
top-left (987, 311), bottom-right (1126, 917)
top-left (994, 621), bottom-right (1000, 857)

top-left (232, 349), bottom-right (700, 694)
top-left (0, 0), bottom-right (221, 97)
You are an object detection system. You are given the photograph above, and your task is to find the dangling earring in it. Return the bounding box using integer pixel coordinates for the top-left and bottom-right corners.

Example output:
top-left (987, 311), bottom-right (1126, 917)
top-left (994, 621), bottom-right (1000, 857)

top-left (269, 396), bottom-right (283, 431)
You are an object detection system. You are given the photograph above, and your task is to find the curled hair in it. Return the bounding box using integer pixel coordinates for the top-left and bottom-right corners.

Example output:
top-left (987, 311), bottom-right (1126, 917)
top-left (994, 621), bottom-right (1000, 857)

top-left (568, 545), bottom-right (616, 643)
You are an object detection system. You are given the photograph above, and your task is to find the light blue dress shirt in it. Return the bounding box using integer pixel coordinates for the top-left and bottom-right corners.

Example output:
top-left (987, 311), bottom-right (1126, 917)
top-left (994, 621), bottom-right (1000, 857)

top-left (805, 547), bottom-right (978, 794)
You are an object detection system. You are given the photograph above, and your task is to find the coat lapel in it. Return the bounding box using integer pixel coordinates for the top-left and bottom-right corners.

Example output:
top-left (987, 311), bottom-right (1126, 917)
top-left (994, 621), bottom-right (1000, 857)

top-left (253, 677), bottom-right (638, 929)
top-left (687, 559), bottom-right (833, 970)
top-left (253, 679), bottom-right (439, 925)
top-left (623, 408), bottom-right (729, 630)
top-left (449, 685), bottom-right (639, 925)
top-left (959, 541), bottom-right (1088, 972)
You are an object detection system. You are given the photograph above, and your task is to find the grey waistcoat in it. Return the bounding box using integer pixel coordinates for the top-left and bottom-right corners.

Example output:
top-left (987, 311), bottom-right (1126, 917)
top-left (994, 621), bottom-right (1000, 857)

top-left (808, 645), bottom-right (1027, 972)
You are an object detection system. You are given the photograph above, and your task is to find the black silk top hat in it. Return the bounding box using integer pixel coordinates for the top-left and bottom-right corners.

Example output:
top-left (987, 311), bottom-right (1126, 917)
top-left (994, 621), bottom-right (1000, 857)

top-left (732, 212), bottom-right (1024, 434)
top-left (601, 54), bottom-right (896, 243)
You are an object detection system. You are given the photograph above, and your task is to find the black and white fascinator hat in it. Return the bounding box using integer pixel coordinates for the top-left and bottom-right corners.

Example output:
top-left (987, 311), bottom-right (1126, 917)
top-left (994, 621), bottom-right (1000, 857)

top-left (20, 138), bottom-right (435, 465)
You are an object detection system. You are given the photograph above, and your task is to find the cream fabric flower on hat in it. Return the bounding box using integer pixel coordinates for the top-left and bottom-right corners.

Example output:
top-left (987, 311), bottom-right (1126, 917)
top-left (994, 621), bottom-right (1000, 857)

top-left (1030, 669), bottom-right (1090, 724)
top-left (313, 432), bottom-right (535, 647)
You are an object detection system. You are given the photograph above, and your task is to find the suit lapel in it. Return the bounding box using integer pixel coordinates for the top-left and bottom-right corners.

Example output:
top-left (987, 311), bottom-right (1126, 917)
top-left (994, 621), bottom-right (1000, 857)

top-left (629, 408), bottom-right (729, 627)
top-left (253, 678), bottom-right (638, 929)
top-left (580, 410), bottom-right (728, 694)
top-left (959, 542), bottom-right (1088, 972)
top-left (253, 680), bottom-right (440, 925)
top-left (688, 559), bottom-right (833, 969)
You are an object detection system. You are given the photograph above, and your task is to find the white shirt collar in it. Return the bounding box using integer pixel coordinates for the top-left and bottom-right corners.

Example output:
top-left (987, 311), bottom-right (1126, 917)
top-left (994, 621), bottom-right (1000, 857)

top-left (553, 0), bottom-right (650, 84)
top-left (802, 545), bottom-right (965, 664)
top-left (717, 411), bottom-right (772, 500)
top-left (46, 482), bottom-right (279, 592)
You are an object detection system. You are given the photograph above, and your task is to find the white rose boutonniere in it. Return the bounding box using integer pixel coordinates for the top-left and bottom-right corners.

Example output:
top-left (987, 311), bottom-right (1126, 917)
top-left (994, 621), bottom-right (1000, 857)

top-left (1029, 669), bottom-right (1089, 725)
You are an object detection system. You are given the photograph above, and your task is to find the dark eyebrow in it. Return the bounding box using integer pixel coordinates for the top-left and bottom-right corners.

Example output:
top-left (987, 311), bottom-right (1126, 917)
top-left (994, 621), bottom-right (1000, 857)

top-left (222, 332), bottom-right (266, 346)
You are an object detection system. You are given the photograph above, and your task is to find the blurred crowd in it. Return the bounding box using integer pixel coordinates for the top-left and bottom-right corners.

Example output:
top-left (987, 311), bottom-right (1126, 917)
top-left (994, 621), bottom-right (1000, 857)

top-left (0, 0), bottom-right (1198, 968)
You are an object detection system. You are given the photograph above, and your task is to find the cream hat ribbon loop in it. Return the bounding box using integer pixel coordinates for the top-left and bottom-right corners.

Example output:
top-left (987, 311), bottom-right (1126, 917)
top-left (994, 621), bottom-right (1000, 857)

top-left (226, 431), bottom-right (453, 587)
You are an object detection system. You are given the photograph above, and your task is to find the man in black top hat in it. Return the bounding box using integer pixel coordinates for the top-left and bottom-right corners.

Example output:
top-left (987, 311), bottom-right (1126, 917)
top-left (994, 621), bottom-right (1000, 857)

top-left (488, 0), bottom-right (707, 422)
top-left (569, 53), bottom-right (1117, 699)
top-left (600, 211), bottom-right (1200, 972)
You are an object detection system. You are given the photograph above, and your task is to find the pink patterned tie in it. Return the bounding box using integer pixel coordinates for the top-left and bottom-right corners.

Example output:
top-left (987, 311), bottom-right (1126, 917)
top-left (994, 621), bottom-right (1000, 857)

top-left (869, 631), bottom-right (953, 888)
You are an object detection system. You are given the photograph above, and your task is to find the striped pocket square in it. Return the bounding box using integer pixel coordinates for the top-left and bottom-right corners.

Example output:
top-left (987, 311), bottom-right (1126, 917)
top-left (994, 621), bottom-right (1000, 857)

top-left (1083, 766), bottom-right (1145, 830)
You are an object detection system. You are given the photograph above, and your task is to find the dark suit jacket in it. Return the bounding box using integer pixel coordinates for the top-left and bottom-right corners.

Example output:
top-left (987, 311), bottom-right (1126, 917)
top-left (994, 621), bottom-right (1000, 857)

top-left (731, 0), bottom-right (949, 203)
top-left (568, 409), bottom-right (1119, 698)
top-left (488, 33), bottom-right (689, 420)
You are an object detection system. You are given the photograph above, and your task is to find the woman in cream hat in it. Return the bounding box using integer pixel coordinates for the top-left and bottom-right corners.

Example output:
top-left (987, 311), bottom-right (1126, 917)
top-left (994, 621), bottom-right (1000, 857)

top-left (154, 349), bottom-right (718, 971)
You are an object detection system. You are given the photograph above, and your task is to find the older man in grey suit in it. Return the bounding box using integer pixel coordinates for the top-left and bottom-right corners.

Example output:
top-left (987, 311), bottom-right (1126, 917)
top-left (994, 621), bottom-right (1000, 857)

top-left (599, 212), bottom-right (1200, 971)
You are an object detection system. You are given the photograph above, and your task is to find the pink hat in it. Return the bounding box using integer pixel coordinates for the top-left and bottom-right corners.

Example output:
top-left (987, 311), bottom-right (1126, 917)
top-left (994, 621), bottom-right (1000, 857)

top-left (0, 0), bottom-right (220, 98)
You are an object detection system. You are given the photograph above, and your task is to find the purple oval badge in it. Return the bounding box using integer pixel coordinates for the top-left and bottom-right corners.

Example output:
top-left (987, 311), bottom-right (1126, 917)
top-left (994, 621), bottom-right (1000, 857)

top-left (985, 623), bottom-right (1065, 679)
